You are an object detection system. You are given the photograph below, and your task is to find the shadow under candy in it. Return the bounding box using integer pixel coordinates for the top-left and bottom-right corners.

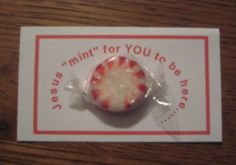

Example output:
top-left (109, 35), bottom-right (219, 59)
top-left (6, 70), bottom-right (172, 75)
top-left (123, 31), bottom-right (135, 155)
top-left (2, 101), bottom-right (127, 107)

top-left (88, 99), bottom-right (152, 128)
top-left (71, 96), bottom-right (153, 128)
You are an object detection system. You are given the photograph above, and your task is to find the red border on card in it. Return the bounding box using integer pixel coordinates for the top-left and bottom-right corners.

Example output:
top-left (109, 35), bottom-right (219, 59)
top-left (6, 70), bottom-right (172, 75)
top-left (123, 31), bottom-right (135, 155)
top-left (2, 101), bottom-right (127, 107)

top-left (33, 35), bottom-right (210, 135)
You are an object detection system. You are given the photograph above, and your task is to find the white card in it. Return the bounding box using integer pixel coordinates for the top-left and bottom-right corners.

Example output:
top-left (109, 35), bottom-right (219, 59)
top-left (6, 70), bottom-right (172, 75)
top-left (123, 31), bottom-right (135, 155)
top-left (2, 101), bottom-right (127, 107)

top-left (17, 27), bottom-right (221, 142)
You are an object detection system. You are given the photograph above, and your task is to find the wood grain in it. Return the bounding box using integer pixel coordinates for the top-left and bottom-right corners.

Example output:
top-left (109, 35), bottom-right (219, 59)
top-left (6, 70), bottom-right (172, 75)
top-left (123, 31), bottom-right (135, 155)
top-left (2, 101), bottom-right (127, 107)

top-left (0, 0), bottom-right (236, 164)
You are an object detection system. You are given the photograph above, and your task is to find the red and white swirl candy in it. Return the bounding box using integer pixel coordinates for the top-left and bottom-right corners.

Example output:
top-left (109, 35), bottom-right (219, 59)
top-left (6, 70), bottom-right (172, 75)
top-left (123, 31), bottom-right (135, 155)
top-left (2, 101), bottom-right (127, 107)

top-left (89, 56), bottom-right (148, 113)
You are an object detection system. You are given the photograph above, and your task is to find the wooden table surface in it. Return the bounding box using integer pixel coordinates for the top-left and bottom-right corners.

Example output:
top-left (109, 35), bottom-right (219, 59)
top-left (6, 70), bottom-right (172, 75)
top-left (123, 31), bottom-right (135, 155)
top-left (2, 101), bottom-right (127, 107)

top-left (0, 0), bottom-right (235, 164)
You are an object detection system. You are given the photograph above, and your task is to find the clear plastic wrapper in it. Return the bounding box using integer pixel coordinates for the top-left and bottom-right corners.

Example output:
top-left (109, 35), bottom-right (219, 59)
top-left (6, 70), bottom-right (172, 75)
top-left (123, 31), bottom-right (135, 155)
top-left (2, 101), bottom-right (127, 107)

top-left (66, 55), bottom-right (175, 128)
